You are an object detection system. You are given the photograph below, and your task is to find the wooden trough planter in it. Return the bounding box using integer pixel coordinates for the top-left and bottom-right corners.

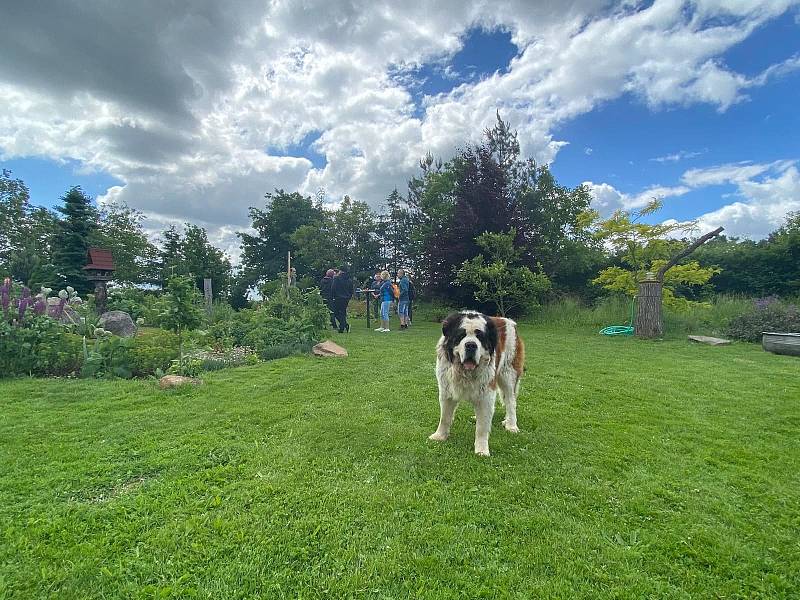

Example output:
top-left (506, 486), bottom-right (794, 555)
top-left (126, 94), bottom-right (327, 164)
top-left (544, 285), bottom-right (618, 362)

top-left (762, 332), bottom-right (800, 357)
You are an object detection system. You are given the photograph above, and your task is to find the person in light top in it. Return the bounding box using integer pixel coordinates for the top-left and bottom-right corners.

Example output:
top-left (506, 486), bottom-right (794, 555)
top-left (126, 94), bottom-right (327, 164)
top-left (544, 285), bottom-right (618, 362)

top-left (375, 270), bottom-right (393, 332)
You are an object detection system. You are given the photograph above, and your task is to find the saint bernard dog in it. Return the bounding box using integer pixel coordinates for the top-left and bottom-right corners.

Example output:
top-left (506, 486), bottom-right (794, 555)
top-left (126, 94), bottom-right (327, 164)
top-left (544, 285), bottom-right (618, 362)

top-left (429, 311), bottom-right (525, 456)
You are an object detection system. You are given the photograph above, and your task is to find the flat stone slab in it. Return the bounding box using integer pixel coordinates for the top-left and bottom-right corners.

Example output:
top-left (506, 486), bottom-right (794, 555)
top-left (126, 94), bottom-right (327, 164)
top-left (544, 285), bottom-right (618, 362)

top-left (312, 340), bottom-right (348, 357)
top-left (688, 335), bottom-right (731, 346)
top-left (159, 375), bottom-right (202, 389)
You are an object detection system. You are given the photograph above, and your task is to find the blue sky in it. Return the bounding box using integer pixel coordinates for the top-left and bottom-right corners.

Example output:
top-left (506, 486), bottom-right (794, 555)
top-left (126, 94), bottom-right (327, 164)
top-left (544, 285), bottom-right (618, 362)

top-left (1, 1), bottom-right (799, 257)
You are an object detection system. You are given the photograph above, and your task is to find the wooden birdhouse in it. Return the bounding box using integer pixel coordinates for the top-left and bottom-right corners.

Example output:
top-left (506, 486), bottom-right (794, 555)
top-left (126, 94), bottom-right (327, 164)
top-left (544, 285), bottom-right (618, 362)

top-left (83, 248), bottom-right (115, 313)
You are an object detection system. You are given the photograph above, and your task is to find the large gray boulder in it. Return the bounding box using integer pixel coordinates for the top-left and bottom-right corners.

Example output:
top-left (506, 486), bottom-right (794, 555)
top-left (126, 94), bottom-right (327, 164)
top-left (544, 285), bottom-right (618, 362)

top-left (99, 310), bottom-right (137, 337)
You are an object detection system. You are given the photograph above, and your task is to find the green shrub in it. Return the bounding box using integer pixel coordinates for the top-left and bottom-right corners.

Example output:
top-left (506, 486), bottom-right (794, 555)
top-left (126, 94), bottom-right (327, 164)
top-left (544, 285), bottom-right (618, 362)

top-left (80, 334), bottom-right (134, 379)
top-left (129, 328), bottom-right (179, 377)
top-left (725, 297), bottom-right (800, 342)
top-left (413, 301), bottom-right (463, 323)
top-left (242, 288), bottom-right (329, 359)
top-left (107, 286), bottom-right (165, 325)
top-left (0, 317), bottom-right (83, 377)
top-left (206, 302), bottom-right (240, 349)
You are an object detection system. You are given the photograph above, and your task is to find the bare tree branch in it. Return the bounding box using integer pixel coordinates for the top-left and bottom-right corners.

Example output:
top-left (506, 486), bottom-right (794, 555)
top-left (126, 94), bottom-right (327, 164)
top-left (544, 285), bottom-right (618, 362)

top-left (656, 226), bottom-right (724, 281)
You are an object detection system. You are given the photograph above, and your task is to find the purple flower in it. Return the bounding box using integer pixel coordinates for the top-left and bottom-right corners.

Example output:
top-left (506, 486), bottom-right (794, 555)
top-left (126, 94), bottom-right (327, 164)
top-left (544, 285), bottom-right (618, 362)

top-left (33, 298), bottom-right (46, 315)
top-left (18, 296), bottom-right (29, 321)
top-left (754, 296), bottom-right (780, 310)
top-left (1, 278), bottom-right (9, 313)
top-left (21, 286), bottom-right (31, 299)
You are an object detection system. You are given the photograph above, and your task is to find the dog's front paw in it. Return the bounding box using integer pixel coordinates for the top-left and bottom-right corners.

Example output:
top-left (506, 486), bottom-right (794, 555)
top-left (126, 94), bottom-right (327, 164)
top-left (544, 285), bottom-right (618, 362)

top-left (474, 446), bottom-right (490, 457)
top-left (504, 423), bottom-right (520, 433)
top-left (428, 431), bottom-right (448, 442)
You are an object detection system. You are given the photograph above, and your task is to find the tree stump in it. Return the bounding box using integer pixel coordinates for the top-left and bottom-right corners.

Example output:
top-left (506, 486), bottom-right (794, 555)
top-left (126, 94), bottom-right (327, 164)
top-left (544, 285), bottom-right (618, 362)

top-left (635, 277), bottom-right (663, 338)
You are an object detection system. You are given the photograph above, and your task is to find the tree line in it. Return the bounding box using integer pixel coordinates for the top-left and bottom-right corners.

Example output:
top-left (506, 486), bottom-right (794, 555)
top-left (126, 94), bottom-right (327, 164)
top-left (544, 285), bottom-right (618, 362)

top-left (2, 114), bottom-right (798, 311)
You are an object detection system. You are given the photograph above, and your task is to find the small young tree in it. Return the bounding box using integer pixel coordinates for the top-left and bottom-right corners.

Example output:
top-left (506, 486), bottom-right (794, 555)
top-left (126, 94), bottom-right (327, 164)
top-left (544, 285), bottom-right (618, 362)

top-left (159, 276), bottom-right (204, 375)
top-left (455, 229), bottom-right (551, 317)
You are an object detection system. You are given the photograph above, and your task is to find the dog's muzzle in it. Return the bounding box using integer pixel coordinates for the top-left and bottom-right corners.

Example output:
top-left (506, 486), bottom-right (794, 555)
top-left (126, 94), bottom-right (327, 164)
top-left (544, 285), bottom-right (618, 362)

top-left (462, 341), bottom-right (478, 371)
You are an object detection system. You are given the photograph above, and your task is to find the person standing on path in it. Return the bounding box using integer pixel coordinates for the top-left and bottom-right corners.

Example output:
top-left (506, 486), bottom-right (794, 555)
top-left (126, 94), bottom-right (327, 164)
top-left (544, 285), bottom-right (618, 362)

top-left (320, 269), bottom-right (336, 329)
top-left (331, 265), bottom-right (354, 333)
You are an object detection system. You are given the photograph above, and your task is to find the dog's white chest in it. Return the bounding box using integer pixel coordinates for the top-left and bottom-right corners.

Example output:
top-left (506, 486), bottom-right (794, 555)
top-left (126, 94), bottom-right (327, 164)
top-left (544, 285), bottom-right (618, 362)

top-left (436, 358), bottom-right (495, 406)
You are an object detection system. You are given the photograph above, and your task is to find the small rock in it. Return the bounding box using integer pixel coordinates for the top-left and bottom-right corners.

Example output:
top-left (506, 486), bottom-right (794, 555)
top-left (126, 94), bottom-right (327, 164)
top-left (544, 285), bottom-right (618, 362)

top-left (688, 335), bottom-right (731, 346)
top-left (159, 375), bottom-right (202, 389)
top-left (99, 310), bottom-right (137, 337)
top-left (312, 340), bottom-right (348, 357)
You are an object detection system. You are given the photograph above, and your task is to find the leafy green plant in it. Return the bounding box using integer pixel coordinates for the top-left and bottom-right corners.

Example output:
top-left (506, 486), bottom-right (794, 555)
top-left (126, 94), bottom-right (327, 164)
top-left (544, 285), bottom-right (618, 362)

top-left (232, 287), bottom-right (329, 360)
top-left (0, 316), bottom-right (82, 377)
top-left (80, 329), bottom-right (134, 379)
top-left (0, 280), bottom-right (84, 377)
top-left (128, 328), bottom-right (179, 376)
top-left (455, 229), bottom-right (551, 316)
top-left (159, 276), bottom-right (204, 375)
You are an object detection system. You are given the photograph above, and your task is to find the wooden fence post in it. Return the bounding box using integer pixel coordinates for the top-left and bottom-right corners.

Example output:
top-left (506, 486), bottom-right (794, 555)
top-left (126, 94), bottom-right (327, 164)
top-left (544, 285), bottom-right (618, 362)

top-left (635, 274), bottom-right (663, 339)
top-left (203, 278), bottom-right (212, 314)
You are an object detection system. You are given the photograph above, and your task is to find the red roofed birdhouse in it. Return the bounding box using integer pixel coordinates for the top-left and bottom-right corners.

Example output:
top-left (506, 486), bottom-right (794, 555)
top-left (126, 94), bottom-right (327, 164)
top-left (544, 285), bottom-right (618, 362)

top-left (83, 248), bottom-right (115, 281)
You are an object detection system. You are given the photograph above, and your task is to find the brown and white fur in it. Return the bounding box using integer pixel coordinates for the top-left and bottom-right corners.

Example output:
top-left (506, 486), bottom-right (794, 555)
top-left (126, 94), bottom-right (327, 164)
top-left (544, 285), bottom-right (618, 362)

top-left (429, 311), bottom-right (525, 456)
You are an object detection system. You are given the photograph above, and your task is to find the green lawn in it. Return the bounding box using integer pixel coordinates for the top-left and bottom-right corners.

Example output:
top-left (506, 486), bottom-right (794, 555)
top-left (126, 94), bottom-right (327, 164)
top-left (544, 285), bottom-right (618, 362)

top-left (1, 321), bottom-right (799, 599)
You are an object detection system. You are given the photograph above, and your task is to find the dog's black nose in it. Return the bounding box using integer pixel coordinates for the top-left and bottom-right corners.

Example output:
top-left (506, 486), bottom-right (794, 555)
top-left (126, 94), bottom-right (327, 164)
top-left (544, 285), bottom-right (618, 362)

top-left (465, 341), bottom-right (478, 352)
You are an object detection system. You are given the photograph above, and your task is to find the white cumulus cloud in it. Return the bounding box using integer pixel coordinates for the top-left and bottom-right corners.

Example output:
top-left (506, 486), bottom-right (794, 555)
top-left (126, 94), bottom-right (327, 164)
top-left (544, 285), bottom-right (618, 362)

top-left (0, 0), bottom-right (799, 259)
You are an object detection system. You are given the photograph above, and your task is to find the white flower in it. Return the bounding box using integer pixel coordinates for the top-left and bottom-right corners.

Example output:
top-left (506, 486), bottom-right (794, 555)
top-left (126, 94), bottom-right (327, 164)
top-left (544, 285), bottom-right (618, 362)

top-left (58, 290), bottom-right (68, 299)
top-left (66, 286), bottom-right (74, 294)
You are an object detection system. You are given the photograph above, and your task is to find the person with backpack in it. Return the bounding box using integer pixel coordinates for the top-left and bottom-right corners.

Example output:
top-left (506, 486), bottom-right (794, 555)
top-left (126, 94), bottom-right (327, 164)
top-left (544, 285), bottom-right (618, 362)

top-left (397, 268), bottom-right (411, 330)
top-left (319, 268), bottom-right (336, 328)
top-left (375, 270), bottom-right (394, 332)
top-left (331, 265), bottom-right (354, 333)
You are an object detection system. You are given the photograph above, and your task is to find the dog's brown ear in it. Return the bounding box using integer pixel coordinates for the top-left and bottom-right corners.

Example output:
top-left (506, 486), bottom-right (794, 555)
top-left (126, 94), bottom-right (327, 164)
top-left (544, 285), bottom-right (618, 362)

top-left (441, 312), bottom-right (462, 338)
top-left (483, 315), bottom-right (498, 355)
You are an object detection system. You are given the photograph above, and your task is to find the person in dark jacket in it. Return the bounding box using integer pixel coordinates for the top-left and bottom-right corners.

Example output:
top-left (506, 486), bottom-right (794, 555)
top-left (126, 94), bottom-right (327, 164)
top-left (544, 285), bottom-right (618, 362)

top-left (331, 265), bottom-right (354, 333)
top-left (320, 269), bottom-right (336, 328)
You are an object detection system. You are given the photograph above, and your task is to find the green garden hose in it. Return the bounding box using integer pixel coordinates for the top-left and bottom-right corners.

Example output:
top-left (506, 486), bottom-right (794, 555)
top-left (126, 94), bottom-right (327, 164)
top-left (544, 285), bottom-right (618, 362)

top-left (599, 296), bottom-right (636, 336)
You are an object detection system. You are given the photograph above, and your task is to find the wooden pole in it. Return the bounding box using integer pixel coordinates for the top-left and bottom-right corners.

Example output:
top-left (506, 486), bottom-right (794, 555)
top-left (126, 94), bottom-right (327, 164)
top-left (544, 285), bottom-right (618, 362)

top-left (94, 280), bottom-right (108, 315)
top-left (286, 251), bottom-right (292, 297)
top-left (203, 278), bottom-right (212, 314)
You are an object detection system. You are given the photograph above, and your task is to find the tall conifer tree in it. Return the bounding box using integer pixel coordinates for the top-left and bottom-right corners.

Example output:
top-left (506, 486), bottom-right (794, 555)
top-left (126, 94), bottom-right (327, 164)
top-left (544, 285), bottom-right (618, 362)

top-left (53, 186), bottom-right (96, 294)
